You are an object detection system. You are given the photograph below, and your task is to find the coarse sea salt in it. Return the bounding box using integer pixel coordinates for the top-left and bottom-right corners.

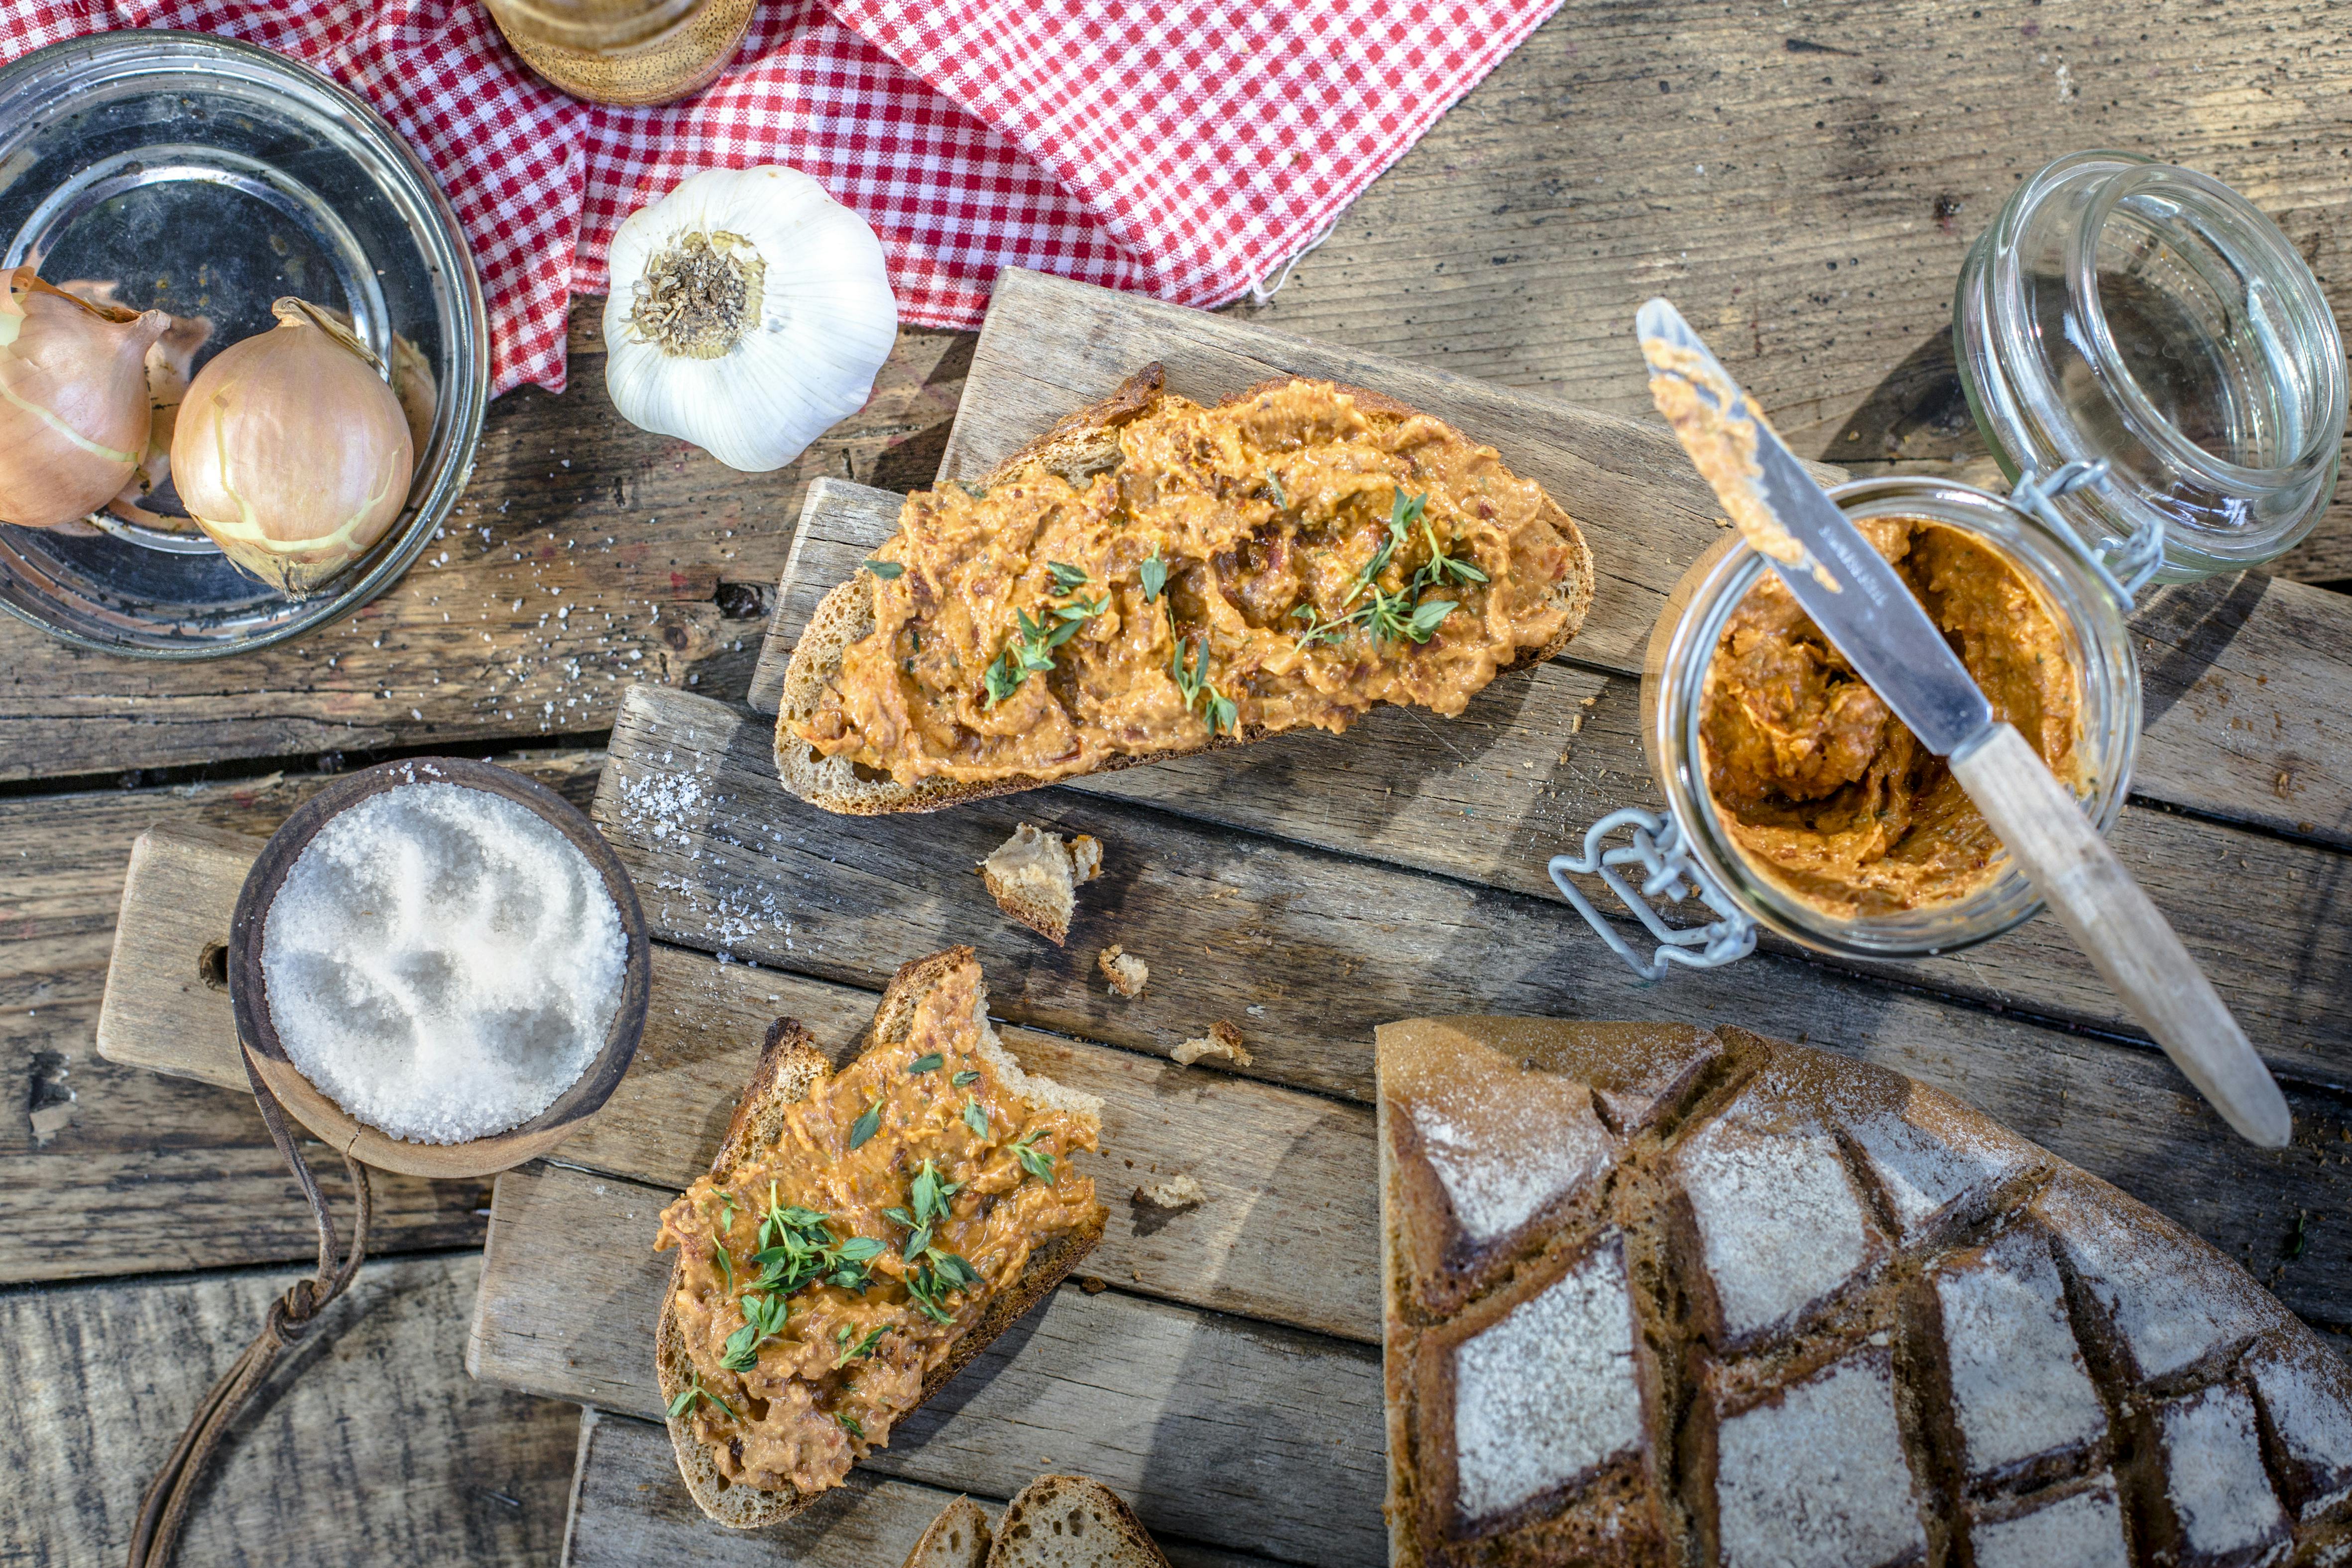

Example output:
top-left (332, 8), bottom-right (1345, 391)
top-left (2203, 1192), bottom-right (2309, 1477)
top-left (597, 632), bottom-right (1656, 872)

top-left (262, 782), bottom-right (627, 1145)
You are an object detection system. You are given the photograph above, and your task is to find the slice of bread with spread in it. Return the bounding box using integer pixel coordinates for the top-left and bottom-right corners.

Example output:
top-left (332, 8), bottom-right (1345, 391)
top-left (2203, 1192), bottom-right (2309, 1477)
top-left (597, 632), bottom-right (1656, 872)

top-left (777, 364), bottom-right (1595, 814)
top-left (654, 948), bottom-right (1108, 1529)
top-left (1377, 1017), bottom-right (2352, 1567)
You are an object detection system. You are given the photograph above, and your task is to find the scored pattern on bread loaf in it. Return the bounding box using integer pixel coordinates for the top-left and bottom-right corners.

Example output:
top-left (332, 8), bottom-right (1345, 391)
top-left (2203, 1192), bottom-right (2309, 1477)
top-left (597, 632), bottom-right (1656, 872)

top-left (1374, 1018), bottom-right (2352, 1568)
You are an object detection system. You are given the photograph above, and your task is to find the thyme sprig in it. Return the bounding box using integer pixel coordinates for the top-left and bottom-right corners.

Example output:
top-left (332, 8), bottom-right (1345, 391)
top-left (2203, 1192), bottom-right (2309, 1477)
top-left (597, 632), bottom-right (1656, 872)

top-left (832, 1324), bottom-right (888, 1368)
top-left (983, 563), bottom-right (1111, 706)
top-left (743, 1183), bottom-right (883, 1297)
top-left (667, 1371), bottom-right (739, 1422)
top-left (1291, 490), bottom-right (1477, 651)
top-left (1168, 622), bottom-right (1238, 736)
top-left (1013, 1128), bottom-right (1057, 1185)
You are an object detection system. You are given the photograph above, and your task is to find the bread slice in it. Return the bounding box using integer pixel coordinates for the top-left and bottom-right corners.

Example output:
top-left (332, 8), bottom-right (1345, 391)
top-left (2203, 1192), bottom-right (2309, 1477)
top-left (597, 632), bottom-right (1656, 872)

top-left (655, 950), bottom-right (1109, 1529)
top-left (985, 1475), bottom-right (1172, 1568)
top-left (902, 1494), bottom-right (992, 1568)
top-left (980, 823), bottom-right (1102, 945)
top-left (775, 364), bottom-right (1597, 814)
top-left (1375, 1017), bottom-right (2352, 1567)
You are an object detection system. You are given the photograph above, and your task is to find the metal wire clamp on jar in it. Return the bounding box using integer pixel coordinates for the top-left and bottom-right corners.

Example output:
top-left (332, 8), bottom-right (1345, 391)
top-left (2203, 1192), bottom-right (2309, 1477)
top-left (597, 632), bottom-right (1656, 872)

top-left (1549, 465), bottom-right (2152, 980)
top-left (1954, 152), bottom-right (2348, 581)
top-left (482, 0), bottom-right (756, 106)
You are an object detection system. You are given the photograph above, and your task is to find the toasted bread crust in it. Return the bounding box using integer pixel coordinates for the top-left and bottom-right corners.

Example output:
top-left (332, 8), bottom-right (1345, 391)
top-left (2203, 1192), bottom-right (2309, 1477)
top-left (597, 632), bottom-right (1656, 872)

top-left (656, 951), bottom-right (1107, 1529)
top-left (775, 366), bottom-right (1595, 814)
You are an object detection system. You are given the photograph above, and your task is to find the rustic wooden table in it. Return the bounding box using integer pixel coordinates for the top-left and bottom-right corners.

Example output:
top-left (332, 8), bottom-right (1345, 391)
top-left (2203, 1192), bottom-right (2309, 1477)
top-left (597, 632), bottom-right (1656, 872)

top-left (7, 3), bottom-right (2352, 1564)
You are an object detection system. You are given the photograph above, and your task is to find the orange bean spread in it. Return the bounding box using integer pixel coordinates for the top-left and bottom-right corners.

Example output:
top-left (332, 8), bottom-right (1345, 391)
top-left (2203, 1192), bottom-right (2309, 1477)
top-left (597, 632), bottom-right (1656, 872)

top-left (653, 960), bottom-right (1100, 1495)
top-left (791, 379), bottom-right (1581, 787)
top-left (1700, 516), bottom-right (2083, 917)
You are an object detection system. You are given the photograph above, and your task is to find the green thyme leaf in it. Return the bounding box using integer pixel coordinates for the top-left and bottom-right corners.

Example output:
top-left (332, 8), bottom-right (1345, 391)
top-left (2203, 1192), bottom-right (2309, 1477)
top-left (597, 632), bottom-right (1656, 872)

top-left (1140, 549), bottom-right (1168, 603)
top-left (1406, 599), bottom-right (1458, 642)
top-left (928, 1250), bottom-right (981, 1291)
top-left (832, 1326), bottom-right (887, 1368)
top-left (666, 1384), bottom-right (698, 1418)
top-left (719, 1321), bottom-right (761, 1372)
top-left (1265, 471), bottom-right (1288, 508)
top-left (1048, 560), bottom-right (1090, 594)
top-left (835, 1235), bottom-right (886, 1263)
top-left (1204, 690), bottom-right (1237, 736)
top-left (848, 1100), bottom-right (883, 1150)
top-left (908, 1053), bottom-right (943, 1075)
top-left (952, 1069), bottom-right (980, 1087)
top-left (903, 1221), bottom-right (933, 1260)
top-left (717, 1193), bottom-right (735, 1233)
top-left (883, 1205), bottom-right (918, 1229)
top-left (863, 558), bottom-right (905, 580)
top-left (962, 1095), bottom-right (989, 1139)
top-left (837, 1411), bottom-right (865, 1438)
top-left (1014, 1128), bottom-right (1057, 1184)
top-left (712, 1239), bottom-right (735, 1293)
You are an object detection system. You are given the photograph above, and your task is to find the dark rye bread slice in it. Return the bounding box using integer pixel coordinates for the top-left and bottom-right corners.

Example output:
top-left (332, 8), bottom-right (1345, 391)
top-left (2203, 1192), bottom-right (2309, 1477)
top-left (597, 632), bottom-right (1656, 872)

top-left (656, 948), bottom-right (1109, 1529)
top-left (1375, 1017), bottom-right (2352, 1568)
top-left (774, 363), bottom-right (1597, 814)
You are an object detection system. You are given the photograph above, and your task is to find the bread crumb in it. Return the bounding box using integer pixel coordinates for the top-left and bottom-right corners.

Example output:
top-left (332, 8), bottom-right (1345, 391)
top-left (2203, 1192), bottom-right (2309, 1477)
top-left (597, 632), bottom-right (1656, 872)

top-left (1077, 1275), bottom-right (1108, 1294)
top-left (1173, 1020), bottom-right (1252, 1069)
top-left (978, 823), bottom-right (1102, 945)
top-left (1570, 713), bottom-right (1585, 734)
top-left (1135, 1172), bottom-right (1207, 1209)
top-left (1098, 944), bottom-right (1149, 999)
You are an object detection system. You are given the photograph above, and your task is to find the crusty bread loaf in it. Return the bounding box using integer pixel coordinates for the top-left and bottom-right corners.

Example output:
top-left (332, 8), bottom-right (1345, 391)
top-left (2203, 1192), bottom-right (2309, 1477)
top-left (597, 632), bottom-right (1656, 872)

top-left (656, 950), bottom-right (1109, 1529)
top-left (775, 363), bottom-right (1596, 814)
top-left (902, 1494), bottom-right (992, 1568)
top-left (1376, 1017), bottom-right (2352, 1567)
top-left (986, 1475), bottom-right (1172, 1568)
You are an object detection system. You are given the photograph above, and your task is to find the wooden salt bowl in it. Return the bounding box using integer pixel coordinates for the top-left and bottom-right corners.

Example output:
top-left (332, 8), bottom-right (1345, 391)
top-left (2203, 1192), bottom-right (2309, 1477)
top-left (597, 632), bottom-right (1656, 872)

top-left (226, 756), bottom-right (651, 1179)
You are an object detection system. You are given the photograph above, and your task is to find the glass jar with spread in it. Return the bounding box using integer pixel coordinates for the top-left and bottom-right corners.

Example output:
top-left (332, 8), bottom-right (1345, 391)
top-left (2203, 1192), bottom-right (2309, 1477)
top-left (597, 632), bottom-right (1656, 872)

top-left (481, 0), bottom-right (756, 106)
top-left (1953, 152), bottom-right (2347, 581)
top-left (1628, 474), bottom-right (2141, 962)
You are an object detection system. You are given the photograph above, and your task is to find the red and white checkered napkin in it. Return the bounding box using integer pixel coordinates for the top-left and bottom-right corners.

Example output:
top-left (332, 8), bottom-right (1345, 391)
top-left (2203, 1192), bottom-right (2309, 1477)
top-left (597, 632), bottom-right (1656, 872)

top-left (3, 0), bottom-right (1560, 396)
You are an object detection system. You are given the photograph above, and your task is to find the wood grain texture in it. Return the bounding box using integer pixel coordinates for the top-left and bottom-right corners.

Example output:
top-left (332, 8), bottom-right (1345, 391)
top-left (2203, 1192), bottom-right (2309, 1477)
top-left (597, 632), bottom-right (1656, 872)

top-left (2, 1252), bottom-right (576, 1568)
top-left (1, 751), bottom-right (600, 1285)
top-left (470, 1163), bottom-right (1389, 1568)
top-left (562, 1407), bottom-right (1275, 1568)
top-left (0, 308), bottom-right (970, 787)
top-left (1232, 0), bottom-right (2352, 583)
top-left (596, 684), bottom-right (2352, 1331)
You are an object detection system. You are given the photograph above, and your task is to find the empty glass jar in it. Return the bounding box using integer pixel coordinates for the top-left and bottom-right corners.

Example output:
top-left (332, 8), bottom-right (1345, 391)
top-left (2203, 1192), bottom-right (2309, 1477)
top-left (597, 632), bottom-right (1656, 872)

top-left (1954, 152), bottom-right (2347, 581)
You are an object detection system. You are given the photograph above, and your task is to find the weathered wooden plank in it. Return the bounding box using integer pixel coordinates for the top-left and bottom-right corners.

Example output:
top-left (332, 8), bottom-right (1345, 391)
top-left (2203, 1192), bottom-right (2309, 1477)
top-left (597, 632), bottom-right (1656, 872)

top-left (594, 684), bottom-right (2352, 1331)
top-left (934, 269), bottom-right (2352, 849)
top-left (0, 309), bottom-right (969, 786)
top-left (1, 1252), bottom-right (575, 1567)
top-left (470, 1163), bottom-right (1388, 1568)
top-left (0, 751), bottom-right (601, 1284)
top-left (563, 1407), bottom-right (1276, 1568)
top-left (1237, 0), bottom-right (2352, 582)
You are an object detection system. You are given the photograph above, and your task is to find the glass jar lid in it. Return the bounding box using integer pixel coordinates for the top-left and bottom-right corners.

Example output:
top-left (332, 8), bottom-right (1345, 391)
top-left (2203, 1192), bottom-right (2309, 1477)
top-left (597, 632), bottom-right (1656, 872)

top-left (1954, 151), bottom-right (2347, 581)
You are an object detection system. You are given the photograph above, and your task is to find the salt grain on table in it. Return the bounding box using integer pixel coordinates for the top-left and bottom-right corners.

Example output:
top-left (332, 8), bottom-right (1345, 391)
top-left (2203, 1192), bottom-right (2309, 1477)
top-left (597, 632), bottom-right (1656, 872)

top-left (261, 782), bottom-right (627, 1144)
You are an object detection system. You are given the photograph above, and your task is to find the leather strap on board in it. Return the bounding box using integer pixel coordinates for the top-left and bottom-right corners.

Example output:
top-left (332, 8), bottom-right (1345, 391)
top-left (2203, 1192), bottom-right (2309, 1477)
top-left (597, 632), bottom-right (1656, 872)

top-left (125, 1054), bottom-right (371, 1568)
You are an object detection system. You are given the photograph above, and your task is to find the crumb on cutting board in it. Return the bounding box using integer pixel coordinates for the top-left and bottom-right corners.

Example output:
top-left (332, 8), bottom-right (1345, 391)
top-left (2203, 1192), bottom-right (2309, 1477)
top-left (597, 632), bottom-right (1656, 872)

top-left (1098, 944), bottom-right (1149, 999)
top-left (1173, 1019), bottom-right (1251, 1069)
top-left (978, 822), bottom-right (1101, 945)
top-left (1135, 1173), bottom-right (1207, 1209)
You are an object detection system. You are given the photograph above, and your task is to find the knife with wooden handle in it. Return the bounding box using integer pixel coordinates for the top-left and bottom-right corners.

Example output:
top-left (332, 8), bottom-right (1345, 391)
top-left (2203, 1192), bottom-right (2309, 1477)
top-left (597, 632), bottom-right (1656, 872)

top-left (1636, 298), bottom-right (2290, 1148)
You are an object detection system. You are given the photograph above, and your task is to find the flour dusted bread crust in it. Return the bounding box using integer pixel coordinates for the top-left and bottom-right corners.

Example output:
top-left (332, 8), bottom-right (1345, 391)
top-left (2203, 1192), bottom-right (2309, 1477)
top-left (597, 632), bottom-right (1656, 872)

top-left (775, 363), bottom-right (1595, 814)
top-left (1376, 1017), bottom-right (2352, 1567)
top-left (655, 950), bottom-right (1108, 1529)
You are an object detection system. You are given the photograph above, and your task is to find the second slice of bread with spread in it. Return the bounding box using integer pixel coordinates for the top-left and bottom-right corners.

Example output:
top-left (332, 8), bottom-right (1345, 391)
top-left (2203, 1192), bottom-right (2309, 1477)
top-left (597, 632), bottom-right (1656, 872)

top-left (778, 364), bottom-right (1594, 813)
top-left (654, 947), bottom-right (1107, 1528)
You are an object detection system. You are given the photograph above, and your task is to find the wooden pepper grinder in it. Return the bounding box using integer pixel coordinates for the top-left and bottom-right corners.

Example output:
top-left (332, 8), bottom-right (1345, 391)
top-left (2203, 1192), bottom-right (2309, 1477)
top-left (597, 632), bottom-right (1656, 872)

top-left (482, 0), bottom-right (758, 107)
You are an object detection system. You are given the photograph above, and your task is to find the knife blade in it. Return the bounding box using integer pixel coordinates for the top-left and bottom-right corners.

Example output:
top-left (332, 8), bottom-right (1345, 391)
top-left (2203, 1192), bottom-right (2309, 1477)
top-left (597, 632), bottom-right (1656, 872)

top-left (1634, 296), bottom-right (2291, 1149)
top-left (1636, 297), bottom-right (1994, 756)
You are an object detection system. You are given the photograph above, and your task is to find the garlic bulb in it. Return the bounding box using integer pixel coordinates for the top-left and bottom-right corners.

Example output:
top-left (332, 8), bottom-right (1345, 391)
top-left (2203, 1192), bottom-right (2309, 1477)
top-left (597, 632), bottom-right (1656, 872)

top-left (0, 267), bottom-right (171, 529)
top-left (173, 298), bottom-right (415, 596)
top-left (603, 166), bottom-right (898, 473)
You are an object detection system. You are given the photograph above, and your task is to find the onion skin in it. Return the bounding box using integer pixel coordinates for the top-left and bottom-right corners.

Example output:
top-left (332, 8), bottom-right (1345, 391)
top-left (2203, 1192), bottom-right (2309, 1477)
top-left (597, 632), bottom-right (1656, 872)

top-left (0, 267), bottom-right (170, 529)
top-left (173, 297), bottom-right (415, 596)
